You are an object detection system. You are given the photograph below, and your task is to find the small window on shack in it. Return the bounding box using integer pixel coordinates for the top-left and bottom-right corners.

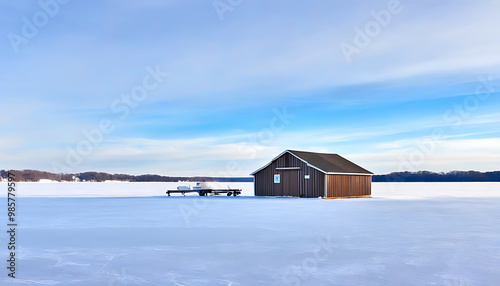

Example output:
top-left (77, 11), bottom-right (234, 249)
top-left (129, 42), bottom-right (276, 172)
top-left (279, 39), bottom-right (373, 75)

top-left (274, 174), bottom-right (280, 184)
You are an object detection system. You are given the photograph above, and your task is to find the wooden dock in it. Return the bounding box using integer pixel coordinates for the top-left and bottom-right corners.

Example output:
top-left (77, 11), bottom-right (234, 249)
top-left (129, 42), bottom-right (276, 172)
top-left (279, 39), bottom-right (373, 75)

top-left (166, 189), bottom-right (242, 196)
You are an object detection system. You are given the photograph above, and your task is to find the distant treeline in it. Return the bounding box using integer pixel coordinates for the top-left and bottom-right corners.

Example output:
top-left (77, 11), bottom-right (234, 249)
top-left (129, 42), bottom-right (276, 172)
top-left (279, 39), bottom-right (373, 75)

top-left (373, 171), bottom-right (500, 182)
top-left (3, 169), bottom-right (499, 183)
top-left (0, 169), bottom-right (253, 183)
top-left (213, 177), bottom-right (253, 182)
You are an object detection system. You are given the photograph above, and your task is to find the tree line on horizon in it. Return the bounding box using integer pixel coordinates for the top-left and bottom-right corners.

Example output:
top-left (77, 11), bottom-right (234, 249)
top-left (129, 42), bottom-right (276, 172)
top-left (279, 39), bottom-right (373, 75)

top-left (372, 171), bottom-right (500, 182)
top-left (1, 169), bottom-right (499, 183)
top-left (0, 170), bottom-right (220, 183)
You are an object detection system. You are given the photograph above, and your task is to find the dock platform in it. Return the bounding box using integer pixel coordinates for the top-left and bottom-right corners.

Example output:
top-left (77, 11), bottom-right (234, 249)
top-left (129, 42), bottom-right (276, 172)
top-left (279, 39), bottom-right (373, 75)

top-left (166, 189), bottom-right (242, 196)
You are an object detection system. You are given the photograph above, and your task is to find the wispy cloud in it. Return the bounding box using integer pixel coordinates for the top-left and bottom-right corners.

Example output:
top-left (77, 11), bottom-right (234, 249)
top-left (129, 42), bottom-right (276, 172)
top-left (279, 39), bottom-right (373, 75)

top-left (349, 137), bottom-right (500, 174)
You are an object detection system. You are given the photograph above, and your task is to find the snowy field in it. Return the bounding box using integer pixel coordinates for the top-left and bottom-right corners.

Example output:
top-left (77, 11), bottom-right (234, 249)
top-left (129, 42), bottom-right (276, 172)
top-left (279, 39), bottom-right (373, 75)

top-left (4, 181), bottom-right (500, 199)
top-left (1, 182), bottom-right (500, 285)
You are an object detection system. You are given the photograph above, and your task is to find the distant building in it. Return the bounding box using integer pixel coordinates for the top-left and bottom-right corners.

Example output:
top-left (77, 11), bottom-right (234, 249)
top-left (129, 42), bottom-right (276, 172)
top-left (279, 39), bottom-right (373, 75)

top-left (250, 150), bottom-right (373, 198)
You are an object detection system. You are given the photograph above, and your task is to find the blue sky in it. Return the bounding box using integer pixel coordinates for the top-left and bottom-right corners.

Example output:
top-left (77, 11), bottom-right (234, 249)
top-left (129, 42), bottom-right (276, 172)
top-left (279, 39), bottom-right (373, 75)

top-left (1, 0), bottom-right (500, 176)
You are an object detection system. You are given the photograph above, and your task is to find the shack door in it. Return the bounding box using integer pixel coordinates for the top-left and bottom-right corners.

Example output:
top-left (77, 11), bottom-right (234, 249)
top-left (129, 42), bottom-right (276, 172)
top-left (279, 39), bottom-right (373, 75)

top-left (282, 170), bottom-right (299, 197)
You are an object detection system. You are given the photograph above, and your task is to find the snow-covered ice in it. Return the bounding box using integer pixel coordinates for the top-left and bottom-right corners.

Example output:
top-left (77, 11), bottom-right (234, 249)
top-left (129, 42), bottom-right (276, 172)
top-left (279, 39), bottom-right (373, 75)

top-left (7, 181), bottom-right (500, 199)
top-left (7, 182), bottom-right (254, 197)
top-left (1, 182), bottom-right (499, 285)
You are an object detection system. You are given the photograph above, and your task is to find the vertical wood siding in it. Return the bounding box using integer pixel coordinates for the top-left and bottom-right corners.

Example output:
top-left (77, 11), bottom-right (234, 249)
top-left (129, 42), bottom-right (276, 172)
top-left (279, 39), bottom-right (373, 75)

top-left (327, 174), bottom-right (371, 197)
top-left (254, 152), bottom-right (325, 198)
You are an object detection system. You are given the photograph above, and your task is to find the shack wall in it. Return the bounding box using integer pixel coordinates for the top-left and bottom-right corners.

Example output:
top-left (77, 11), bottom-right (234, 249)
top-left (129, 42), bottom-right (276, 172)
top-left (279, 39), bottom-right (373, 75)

top-left (326, 174), bottom-right (371, 197)
top-left (254, 152), bottom-right (325, 198)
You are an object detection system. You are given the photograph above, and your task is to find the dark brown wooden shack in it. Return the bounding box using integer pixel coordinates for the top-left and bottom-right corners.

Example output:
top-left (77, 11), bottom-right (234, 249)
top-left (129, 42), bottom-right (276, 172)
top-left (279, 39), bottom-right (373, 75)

top-left (250, 150), bottom-right (373, 198)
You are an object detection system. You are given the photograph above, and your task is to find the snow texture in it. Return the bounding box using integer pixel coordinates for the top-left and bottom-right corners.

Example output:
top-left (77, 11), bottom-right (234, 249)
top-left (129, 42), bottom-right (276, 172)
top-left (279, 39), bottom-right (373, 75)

top-left (0, 182), bottom-right (499, 285)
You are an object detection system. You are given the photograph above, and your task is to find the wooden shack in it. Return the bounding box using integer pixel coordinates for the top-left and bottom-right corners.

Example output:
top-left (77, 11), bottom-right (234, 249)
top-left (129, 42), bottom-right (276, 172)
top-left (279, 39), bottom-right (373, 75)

top-left (250, 150), bottom-right (373, 198)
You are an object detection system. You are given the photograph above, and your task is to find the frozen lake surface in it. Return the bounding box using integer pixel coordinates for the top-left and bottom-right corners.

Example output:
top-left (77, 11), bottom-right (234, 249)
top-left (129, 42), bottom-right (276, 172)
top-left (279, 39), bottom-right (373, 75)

top-left (5, 181), bottom-right (500, 199)
top-left (1, 182), bottom-right (499, 285)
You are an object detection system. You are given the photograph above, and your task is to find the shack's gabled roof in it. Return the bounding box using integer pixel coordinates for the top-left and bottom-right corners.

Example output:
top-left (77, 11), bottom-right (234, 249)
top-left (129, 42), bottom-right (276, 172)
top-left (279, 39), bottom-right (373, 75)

top-left (250, 150), bottom-right (373, 175)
